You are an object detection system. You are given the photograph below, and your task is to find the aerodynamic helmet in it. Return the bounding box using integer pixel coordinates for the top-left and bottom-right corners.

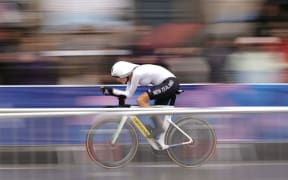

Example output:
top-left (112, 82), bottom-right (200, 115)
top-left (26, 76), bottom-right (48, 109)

top-left (111, 61), bottom-right (139, 78)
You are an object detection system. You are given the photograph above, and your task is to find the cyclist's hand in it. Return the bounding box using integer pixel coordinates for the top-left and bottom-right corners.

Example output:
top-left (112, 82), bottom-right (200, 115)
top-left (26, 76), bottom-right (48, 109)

top-left (101, 86), bottom-right (113, 95)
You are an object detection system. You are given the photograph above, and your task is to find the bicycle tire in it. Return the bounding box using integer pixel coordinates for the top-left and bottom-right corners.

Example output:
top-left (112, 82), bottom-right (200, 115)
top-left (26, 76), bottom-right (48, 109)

top-left (165, 116), bottom-right (216, 167)
top-left (86, 116), bottom-right (138, 168)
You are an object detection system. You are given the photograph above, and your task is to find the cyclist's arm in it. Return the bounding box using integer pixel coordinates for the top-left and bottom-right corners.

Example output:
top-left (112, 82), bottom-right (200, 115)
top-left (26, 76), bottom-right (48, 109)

top-left (112, 75), bottom-right (140, 98)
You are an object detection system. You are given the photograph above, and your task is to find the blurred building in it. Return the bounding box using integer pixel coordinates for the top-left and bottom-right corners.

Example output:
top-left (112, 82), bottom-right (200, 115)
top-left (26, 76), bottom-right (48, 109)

top-left (0, 0), bottom-right (287, 84)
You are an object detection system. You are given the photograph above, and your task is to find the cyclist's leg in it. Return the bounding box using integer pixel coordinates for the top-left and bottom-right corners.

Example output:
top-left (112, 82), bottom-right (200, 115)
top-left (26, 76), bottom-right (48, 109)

top-left (154, 98), bottom-right (170, 105)
top-left (151, 98), bottom-right (170, 128)
top-left (136, 92), bottom-right (163, 138)
top-left (143, 77), bottom-right (179, 138)
top-left (136, 92), bottom-right (150, 108)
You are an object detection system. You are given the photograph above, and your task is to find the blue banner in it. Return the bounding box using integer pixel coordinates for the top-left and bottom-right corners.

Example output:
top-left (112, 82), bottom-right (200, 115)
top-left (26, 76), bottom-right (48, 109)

top-left (0, 84), bottom-right (288, 145)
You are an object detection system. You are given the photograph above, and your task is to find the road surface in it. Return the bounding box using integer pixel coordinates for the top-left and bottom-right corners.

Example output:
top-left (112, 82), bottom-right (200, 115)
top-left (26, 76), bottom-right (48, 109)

top-left (1, 161), bottom-right (288, 180)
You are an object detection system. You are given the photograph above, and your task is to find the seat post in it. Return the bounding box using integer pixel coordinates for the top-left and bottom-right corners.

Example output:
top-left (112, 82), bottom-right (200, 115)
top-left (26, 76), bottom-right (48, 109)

top-left (169, 94), bottom-right (176, 106)
top-left (169, 89), bottom-right (184, 106)
top-left (118, 95), bottom-right (126, 107)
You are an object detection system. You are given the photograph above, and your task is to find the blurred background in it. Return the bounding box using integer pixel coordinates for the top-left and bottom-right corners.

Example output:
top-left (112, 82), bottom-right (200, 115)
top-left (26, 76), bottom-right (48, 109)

top-left (0, 0), bottom-right (288, 179)
top-left (0, 0), bottom-right (287, 85)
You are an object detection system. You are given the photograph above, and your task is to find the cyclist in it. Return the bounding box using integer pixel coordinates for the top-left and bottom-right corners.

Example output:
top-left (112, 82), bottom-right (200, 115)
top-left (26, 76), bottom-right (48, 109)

top-left (101, 60), bottom-right (180, 138)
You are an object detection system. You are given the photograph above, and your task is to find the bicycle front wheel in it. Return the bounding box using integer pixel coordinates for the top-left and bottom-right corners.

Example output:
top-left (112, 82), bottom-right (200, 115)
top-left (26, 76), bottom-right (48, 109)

top-left (165, 117), bottom-right (216, 167)
top-left (86, 116), bottom-right (138, 168)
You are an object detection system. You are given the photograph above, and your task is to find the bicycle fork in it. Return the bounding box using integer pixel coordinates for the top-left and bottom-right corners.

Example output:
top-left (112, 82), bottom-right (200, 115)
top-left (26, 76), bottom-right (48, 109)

top-left (110, 116), bottom-right (128, 144)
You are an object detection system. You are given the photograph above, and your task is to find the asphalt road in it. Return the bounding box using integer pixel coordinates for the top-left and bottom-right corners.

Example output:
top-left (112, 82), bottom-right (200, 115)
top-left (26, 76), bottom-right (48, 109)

top-left (1, 161), bottom-right (288, 180)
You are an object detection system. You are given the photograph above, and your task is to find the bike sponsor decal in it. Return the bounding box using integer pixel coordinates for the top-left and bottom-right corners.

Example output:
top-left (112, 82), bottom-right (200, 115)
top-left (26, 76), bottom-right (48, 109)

top-left (131, 116), bottom-right (151, 138)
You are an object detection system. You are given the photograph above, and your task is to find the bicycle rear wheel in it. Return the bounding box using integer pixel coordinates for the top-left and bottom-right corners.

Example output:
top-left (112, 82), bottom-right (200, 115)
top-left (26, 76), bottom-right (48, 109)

top-left (165, 117), bottom-right (216, 167)
top-left (86, 116), bottom-right (138, 168)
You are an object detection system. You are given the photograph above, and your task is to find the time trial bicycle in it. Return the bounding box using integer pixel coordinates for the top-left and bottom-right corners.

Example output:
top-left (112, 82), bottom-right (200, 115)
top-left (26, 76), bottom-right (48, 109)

top-left (86, 90), bottom-right (216, 168)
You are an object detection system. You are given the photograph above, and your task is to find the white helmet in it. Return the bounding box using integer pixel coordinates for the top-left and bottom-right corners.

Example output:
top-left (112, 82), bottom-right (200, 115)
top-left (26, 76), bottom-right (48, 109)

top-left (111, 61), bottom-right (139, 78)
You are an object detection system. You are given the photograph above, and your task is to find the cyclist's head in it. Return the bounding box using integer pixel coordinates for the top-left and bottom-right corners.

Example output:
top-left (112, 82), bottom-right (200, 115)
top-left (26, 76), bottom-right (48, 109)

top-left (111, 61), bottom-right (139, 78)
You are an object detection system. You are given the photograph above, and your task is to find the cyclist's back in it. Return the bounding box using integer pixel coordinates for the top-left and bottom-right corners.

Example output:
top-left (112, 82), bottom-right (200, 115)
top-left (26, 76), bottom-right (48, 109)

top-left (132, 64), bottom-right (176, 86)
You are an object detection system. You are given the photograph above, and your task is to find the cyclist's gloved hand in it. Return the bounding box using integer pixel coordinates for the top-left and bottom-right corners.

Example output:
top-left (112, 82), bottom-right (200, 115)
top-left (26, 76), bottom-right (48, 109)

top-left (101, 86), bottom-right (114, 95)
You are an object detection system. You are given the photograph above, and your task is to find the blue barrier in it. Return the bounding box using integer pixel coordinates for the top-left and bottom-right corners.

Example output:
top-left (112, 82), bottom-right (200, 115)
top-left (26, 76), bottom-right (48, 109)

top-left (0, 84), bottom-right (288, 145)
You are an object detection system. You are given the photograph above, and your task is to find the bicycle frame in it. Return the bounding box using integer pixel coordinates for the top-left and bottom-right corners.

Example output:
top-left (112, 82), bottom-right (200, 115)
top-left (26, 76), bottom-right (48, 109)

top-left (157, 114), bottom-right (193, 149)
top-left (110, 113), bottom-right (193, 151)
top-left (87, 89), bottom-right (217, 168)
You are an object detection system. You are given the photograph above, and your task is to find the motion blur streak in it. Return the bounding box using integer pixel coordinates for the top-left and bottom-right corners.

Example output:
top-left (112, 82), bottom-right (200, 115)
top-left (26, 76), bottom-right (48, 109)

top-left (0, 0), bottom-right (288, 179)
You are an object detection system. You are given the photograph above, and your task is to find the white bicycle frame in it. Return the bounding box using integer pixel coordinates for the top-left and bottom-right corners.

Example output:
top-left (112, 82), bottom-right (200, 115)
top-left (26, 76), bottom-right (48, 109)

top-left (110, 108), bottom-right (193, 151)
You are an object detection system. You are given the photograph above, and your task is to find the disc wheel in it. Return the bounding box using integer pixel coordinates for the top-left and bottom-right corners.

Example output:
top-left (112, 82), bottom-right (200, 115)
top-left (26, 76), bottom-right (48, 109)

top-left (165, 117), bottom-right (216, 167)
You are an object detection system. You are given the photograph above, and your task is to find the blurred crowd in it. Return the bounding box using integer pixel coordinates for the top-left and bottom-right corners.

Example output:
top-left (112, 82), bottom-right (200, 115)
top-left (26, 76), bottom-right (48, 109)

top-left (0, 0), bottom-right (288, 85)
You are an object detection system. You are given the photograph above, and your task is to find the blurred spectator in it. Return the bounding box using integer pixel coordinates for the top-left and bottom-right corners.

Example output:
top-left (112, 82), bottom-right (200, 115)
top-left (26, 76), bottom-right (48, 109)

top-left (0, 31), bottom-right (59, 85)
top-left (1, 61), bottom-right (59, 85)
top-left (271, 23), bottom-right (288, 82)
top-left (254, 0), bottom-right (288, 37)
top-left (0, 27), bottom-right (21, 52)
top-left (0, 27), bottom-right (22, 83)
top-left (225, 37), bottom-right (286, 83)
top-left (129, 45), bottom-right (170, 68)
top-left (203, 35), bottom-right (233, 83)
